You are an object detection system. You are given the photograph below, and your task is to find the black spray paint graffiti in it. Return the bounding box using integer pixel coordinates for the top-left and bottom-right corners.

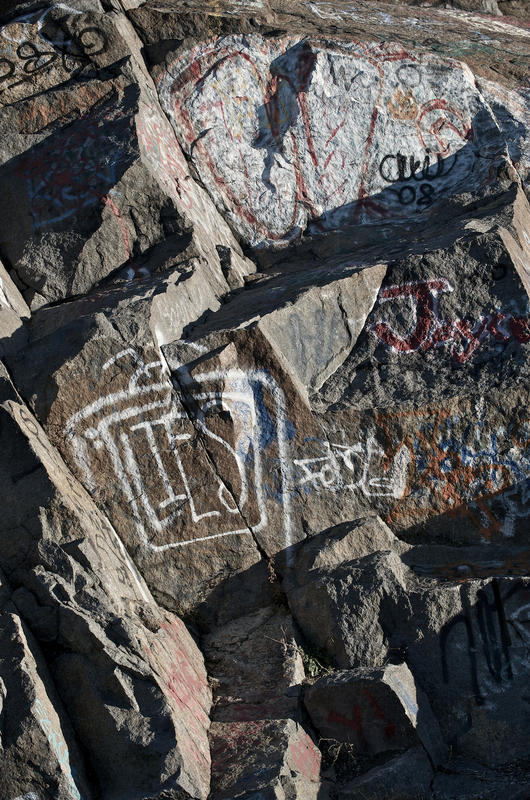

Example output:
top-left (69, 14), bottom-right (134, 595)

top-left (0, 26), bottom-right (108, 92)
top-left (378, 150), bottom-right (459, 207)
top-left (440, 579), bottom-right (529, 707)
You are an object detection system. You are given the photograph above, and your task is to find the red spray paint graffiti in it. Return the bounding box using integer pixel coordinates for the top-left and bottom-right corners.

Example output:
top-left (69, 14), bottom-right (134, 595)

top-left (370, 278), bottom-right (529, 363)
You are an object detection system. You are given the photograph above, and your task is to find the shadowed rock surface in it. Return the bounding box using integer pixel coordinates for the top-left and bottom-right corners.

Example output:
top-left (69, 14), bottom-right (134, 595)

top-left (0, 0), bottom-right (528, 798)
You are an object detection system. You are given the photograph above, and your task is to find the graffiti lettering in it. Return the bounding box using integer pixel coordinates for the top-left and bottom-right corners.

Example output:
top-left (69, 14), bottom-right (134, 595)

top-left (65, 349), bottom-right (292, 551)
top-left (379, 151), bottom-right (457, 183)
top-left (0, 57), bottom-right (14, 82)
top-left (293, 437), bottom-right (410, 499)
top-left (397, 62), bottom-right (421, 88)
top-left (0, 13), bottom-right (108, 97)
top-left (16, 40), bottom-right (58, 73)
top-left (75, 27), bottom-right (107, 58)
top-left (157, 35), bottom-right (483, 245)
top-left (370, 278), bottom-right (530, 363)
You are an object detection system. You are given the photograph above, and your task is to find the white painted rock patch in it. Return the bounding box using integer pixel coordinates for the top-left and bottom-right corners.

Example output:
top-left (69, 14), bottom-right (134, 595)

top-left (158, 35), bottom-right (503, 245)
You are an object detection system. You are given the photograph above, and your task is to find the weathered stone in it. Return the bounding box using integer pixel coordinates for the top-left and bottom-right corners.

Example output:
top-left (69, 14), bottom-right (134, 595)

top-left (287, 515), bottom-right (530, 768)
top-left (287, 545), bottom-right (411, 669)
top-left (0, 370), bottom-right (212, 799)
top-left (304, 663), bottom-right (447, 765)
top-left (185, 261), bottom-right (388, 402)
top-left (27, 257), bottom-right (229, 347)
top-left (203, 605), bottom-right (305, 722)
top-left (432, 757), bottom-right (530, 799)
top-left (0, 258), bottom-right (29, 356)
top-left (0, 5), bottom-right (254, 303)
top-left (404, 575), bottom-right (530, 767)
top-left (286, 516), bottom-right (410, 588)
top-left (209, 718), bottom-right (321, 799)
top-left (157, 34), bottom-right (506, 249)
top-left (0, 609), bottom-right (92, 800)
top-left (335, 746), bottom-right (434, 800)
top-left (0, 0), bottom-right (529, 795)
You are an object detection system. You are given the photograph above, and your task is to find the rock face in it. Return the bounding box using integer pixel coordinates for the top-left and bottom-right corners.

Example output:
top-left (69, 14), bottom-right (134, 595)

top-left (0, 0), bottom-right (529, 798)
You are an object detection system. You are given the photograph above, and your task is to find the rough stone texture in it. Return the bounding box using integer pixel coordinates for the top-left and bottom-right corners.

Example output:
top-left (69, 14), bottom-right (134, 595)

top-left (333, 746), bottom-right (435, 800)
top-left (432, 757), bottom-right (530, 799)
top-left (203, 605), bottom-right (305, 722)
top-left (0, 609), bottom-right (93, 800)
top-left (0, 0), bottom-right (529, 796)
top-left (0, 258), bottom-right (30, 354)
top-left (285, 519), bottom-right (412, 668)
top-left (157, 33), bottom-right (506, 247)
top-left (404, 575), bottom-right (530, 767)
top-left (209, 718), bottom-right (321, 799)
top-left (285, 518), bottom-right (530, 769)
top-left (0, 367), bottom-right (212, 799)
top-left (304, 663), bottom-right (447, 764)
top-left (0, 4), bottom-right (254, 304)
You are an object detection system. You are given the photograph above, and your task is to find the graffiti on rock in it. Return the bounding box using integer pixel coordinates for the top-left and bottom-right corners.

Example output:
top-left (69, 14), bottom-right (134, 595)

top-left (64, 345), bottom-right (528, 548)
top-left (293, 437), bottom-right (411, 499)
top-left (378, 149), bottom-right (459, 207)
top-left (210, 720), bottom-right (267, 772)
top-left (65, 349), bottom-right (292, 550)
top-left (33, 699), bottom-right (82, 800)
top-left (327, 688), bottom-right (399, 747)
top-left (0, 6), bottom-right (108, 101)
top-left (441, 579), bottom-right (530, 707)
top-left (378, 404), bottom-right (530, 538)
top-left (143, 617), bottom-right (210, 768)
top-left (292, 404), bottom-right (529, 538)
top-left (157, 34), bottom-right (492, 245)
top-left (370, 278), bottom-right (530, 363)
top-left (288, 731), bottom-right (321, 781)
top-left (16, 93), bottom-right (132, 232)
top-left (137, 107), bottom-right (194, 210)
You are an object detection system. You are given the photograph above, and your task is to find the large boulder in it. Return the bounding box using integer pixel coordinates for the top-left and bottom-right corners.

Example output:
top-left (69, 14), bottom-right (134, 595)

top-left (304, 663), bottom-right (447, 765)
top-left (0, 365), bottom-right (212, 799)
top-left (209, 718), bottom-right (321, 800)
top-left (0, 4), bottom-right (254, 305)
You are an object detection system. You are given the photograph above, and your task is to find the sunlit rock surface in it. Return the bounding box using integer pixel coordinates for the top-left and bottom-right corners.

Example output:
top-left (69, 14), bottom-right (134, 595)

top-left (0, 1), bottom-right (529, 798)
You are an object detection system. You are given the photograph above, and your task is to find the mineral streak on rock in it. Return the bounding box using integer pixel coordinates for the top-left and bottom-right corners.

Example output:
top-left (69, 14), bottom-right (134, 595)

top-left (0, 0), bottom-right (529, 798)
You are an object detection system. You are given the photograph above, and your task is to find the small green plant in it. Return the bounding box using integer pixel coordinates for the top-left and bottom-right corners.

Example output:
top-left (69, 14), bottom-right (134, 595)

top-left (301, 649), bottom-right (332, 678)
top-left (264, 627), bottom-right (334, 678)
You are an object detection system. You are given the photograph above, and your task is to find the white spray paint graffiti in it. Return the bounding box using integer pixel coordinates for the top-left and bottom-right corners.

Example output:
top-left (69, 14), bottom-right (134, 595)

top-left (0, 277), bottom-right (11, 308)
top-left (65, 350), bottom-right (291, 551)
top-left (293, 437), bottom-right (411, 499)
